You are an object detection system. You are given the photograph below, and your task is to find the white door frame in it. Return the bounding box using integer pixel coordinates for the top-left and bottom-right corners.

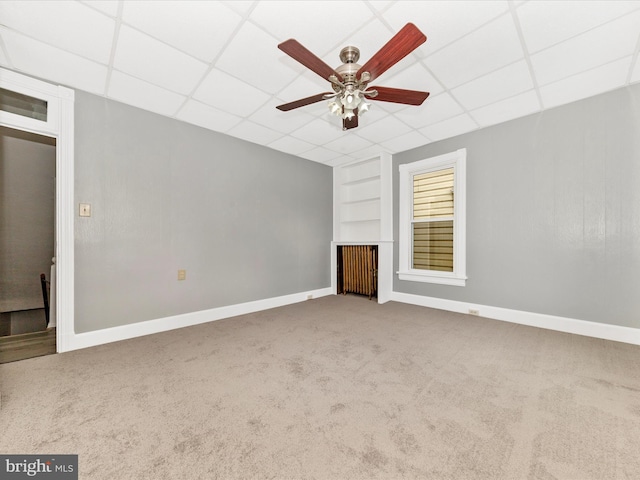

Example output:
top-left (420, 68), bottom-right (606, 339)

top-left (0, 68), bottom-right (74, 352)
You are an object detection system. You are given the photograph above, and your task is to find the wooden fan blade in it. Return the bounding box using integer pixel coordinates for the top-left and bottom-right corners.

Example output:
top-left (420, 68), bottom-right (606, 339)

top-left (276, 92), bottom-right (333, 112)
top-left (357, 23), bottom-right (426, 82)
top-left (342, 110), bottom-right (358, 130)
top-left (369, 86), bottom-right (430, 105)
top-left (278, 39), bottom-right (343, 83)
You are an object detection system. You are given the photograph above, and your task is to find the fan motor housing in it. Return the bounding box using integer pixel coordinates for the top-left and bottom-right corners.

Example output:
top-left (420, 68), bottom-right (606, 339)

top-left (335, 62), bottom-right (361, 79)
top-left (334, 46), bottom-right (366, 93)
top-left (337, 46), bottom-right (362, 79)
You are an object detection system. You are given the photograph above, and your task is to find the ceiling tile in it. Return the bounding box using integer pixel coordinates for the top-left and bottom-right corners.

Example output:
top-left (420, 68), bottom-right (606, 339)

top-left (395, 92), bottom-right (464, 129)
top-left (332, 20), bottom-right (432, 83)
top-left (113, 25), bottom-right (208, 95)
top-left (531, 10), bottom-right (640, 86)
top-left (517, 1), bottom-right (640, 53)
top-left (0, 0), bottom-right (115, 64)
top-left (374, 101), bottom-right (411, 115)
top-left (81, 1), bottom-right (119, 17)
top-left (223, 1), bottom-right (255, 16)
top-left (193, 68), bottom-right (271, 117)
top-left (377, 62), bottom-right (444, 97)
top-left (632, 57), bottom-right (640, 83)
top-left (176, 99), bottom-right (243, 134)
top-left (379, 130), bottom-right (431, 153)
top-left (539, 57), bottom-right (632, 109)
top-left (419, 113), bottom-right (478, 141)
top-left (470, 90), bottom-right (540, 127)
top-left (326, 155), bottom-right (360, 167)
top-left (323, 133), bottom-right (372, 155)
top-left (250, 99), bottom-right (318, 134)
top-left (355, 116), bottom-right (413, 143)
top-left (427, 13), bottom-right (524, 88)
top-left (250, 1), bottom-right (373, 57)
top-left (217, 21), bottom-right (289, 94)
top-left (275, 54), bottom-right (323, 92)
top-left (297, 146), bottom-right (343, 164)
top-left (325, 109), bottom-right (383, 132)
top-left (0, 27), bottom-right (107, 95)
top-left (339, 144), bottom-right (386, 162)
top-left (324, 19), bottom-right (402, 72)
top-left (383, 1), bottom-right (510, 55)
top-left (0, 39), bottom-right (9, 66)
top-left (290, 117), bottom-right (345, 145)
top-left (108, 70), bottom-right (187, 117)
top-left (122, 1), bottom-right (242, 63)
top-left (451, 60), bottom-right (534, 110)
top-left (227, 120), bottom-right (283, 145)
top-left (267, 136), bottom-right (316, 156)
top-left (369, 1), bottom-right (395, 14)
top-left (350, 105), bottom-right (396, 125)
top-left (275, 71), bottom-right (333, 111)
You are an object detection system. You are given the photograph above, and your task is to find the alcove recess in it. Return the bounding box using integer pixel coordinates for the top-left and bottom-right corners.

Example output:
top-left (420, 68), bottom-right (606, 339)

top-left (332, 153), bottom-right (392, 303)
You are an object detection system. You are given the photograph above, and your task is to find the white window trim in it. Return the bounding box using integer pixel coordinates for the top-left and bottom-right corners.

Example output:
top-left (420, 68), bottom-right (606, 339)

top-left (398, 148), bottom-right (467, 286)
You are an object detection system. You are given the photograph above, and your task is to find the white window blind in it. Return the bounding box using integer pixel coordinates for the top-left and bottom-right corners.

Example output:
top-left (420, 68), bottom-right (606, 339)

top-left (412, 168), bottom-right (454, 272)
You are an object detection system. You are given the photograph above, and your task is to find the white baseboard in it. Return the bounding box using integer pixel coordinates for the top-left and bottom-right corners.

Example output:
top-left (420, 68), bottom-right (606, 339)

top-left (60, 287), bottom-right (333, 353)
top-left (390, 291), bottom-right (640, 346)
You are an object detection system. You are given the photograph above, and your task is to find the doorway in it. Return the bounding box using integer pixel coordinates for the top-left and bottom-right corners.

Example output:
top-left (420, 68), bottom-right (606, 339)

top-left (0, 67), bottom-right (75, 357)
top-left (0, 126), bottom-right (57, 362)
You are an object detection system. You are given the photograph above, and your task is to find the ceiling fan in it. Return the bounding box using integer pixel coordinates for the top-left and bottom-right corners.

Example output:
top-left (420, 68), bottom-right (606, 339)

top-left (276, 23), bottom-right (430, 131)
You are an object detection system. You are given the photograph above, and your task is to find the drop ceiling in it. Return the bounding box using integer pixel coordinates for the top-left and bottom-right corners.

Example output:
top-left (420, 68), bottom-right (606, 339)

top-left (1, 1), bottom-right (639, 166)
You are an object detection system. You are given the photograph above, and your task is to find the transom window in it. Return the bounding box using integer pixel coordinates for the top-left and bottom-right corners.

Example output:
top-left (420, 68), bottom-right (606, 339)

top-left (0, 87), bottom-right (48, 122)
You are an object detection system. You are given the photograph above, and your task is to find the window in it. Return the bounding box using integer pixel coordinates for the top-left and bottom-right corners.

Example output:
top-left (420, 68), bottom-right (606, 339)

top-left (0, 70), bottom-right (61, 135)
top-left (0, 87), bottom-right (48, 122)
top-left (398, 148), bottom-right (466, 286)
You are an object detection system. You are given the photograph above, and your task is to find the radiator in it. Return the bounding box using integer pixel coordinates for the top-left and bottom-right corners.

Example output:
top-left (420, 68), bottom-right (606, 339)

top-left (338, 245), bottom-right (378, 299)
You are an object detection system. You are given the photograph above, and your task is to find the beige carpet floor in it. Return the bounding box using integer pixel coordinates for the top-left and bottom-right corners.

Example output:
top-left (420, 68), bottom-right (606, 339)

top-left (1, 295), bottom-right (639, 479)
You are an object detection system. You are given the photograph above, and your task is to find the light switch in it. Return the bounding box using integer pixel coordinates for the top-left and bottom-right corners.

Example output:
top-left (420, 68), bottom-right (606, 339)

top-left (177, 270), bottom-right (186, 281)
top-left (79, 203), bottom-right (91, 217)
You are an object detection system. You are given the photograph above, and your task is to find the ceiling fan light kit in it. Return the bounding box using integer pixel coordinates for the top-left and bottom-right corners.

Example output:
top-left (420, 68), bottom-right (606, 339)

top-left (325, 46), bottom-right (376, 122)
top-left (277, 23), bottom-right (430, 131)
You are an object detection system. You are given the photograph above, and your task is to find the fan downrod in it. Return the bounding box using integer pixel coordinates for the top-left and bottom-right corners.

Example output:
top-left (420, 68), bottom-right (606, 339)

top-left (339, 46), bottom-right (360, 64)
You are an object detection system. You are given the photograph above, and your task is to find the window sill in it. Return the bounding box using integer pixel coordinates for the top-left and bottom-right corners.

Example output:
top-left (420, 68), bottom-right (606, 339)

top-left (397, 271), bottom-right (467, 287)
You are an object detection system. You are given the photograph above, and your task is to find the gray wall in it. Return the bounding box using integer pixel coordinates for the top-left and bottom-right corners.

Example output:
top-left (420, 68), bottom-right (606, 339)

top-left (393, 84), bottom-right (640, 329)
top-left (0, 126), bottom-right (55, 312)
top-left (75, 91), bottom-right (332, 333)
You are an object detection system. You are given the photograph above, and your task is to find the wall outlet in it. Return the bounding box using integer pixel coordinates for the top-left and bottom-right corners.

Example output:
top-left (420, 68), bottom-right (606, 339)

top-left (177, 269), bottom-right (186, 281)
top-left (468, 309), bottom-right (480, 316)
top-left (306, 294), bottom-right (313, 300)
top-left (79, 203), bottom-right (91, 217)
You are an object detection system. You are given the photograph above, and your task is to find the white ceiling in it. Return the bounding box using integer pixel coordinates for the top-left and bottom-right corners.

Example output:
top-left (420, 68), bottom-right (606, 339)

top-left (1, 1), bottom-right (639, 166)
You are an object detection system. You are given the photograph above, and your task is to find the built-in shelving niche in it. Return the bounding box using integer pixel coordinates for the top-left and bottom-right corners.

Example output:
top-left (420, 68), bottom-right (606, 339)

top-left (332, 153), bottom-right (392, 303)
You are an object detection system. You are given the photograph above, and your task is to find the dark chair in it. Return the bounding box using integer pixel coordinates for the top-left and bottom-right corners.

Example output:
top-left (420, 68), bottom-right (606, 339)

top-left (40, 273), bottom-right (50, 328)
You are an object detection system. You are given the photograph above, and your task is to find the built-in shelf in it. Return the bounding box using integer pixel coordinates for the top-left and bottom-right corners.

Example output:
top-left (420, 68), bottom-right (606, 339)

top-left (334, 154), bottom-right (391, 243)
top-left (341, 197), bottom-right (380, 206)
top-left (341, 174), bottom-right (381, 186)
top-left (340, 219), bottom-right (380, 224)
top-left (332, 152), bottom-right (393, 304)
